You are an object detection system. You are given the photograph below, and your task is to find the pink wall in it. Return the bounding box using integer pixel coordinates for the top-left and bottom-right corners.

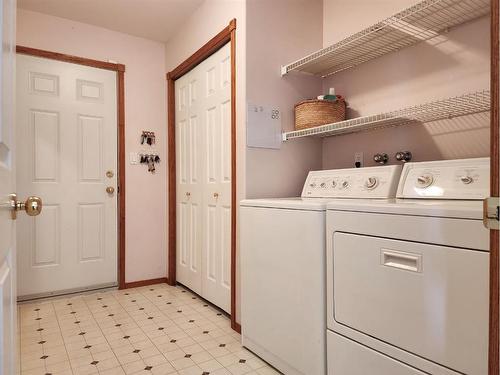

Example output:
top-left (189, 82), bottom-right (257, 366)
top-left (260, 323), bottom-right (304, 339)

top-left (321, 1), bottom-right (490, 169)
top-left (246, 0), bottom-right (324, 199)
top-left (163, 0), bottom-right (324, 323)
top-left (16, 9), bottom-right (168, 284)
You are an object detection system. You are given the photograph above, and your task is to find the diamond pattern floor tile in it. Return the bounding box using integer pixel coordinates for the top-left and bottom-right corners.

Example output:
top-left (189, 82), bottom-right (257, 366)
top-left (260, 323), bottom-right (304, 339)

top-left (18, 284), bottom-right (281, 375)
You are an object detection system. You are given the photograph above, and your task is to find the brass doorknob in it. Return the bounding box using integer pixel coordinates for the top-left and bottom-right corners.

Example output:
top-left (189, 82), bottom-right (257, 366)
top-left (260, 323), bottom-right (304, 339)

top-left (106, 186), bottom-right (115, 194)
top-left (10, 194), bottom-right (42, 220)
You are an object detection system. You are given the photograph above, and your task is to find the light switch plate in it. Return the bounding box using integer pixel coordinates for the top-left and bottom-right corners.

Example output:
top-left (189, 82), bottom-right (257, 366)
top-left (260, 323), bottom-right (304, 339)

top-left (129, 152), bottom-right (139, 165)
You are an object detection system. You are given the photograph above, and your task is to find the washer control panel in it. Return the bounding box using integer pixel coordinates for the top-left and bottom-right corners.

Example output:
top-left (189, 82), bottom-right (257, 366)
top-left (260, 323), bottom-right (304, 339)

top-left (397, 157), bottom-right (490, 200)
top-left (301, 165), bottom-right (402, 198)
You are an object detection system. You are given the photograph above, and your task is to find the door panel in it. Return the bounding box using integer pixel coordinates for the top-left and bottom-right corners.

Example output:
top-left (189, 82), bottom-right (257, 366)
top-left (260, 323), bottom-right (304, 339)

top-left (176, 71), bottom-right (203, 294)
top-left (175, 43), bottom-right (231, 312)
top-left (16, 54), bottom-right (118, 298)
top-left (200, 44), bottom-right (231, 312)
top-left (333, 232), bottom-right (488, 375)
top-left (328, 331), bottom-right (427, 375)
top-left (0, 1), bottom-right (18, 374)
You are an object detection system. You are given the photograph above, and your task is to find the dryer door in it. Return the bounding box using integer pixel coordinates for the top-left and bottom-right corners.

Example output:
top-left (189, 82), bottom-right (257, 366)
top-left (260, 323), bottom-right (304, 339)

top-left (332, 232), bottom-right (488, 375)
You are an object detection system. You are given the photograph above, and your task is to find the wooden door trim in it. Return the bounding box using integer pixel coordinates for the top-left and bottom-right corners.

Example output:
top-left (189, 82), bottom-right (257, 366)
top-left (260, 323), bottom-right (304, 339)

top-left (490, 0), bottom-right (499, 373)
top-left (167, 19), bottom-right (240, 333)
top-left (16, 46), bottom-right (127, 290)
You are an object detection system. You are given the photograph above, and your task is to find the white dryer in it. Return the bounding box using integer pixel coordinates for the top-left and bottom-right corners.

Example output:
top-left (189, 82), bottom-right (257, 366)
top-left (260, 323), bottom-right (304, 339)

top-left (240, 165), bottom-right (402, 375)
top-left (326, 158), bottom-right (490, 375)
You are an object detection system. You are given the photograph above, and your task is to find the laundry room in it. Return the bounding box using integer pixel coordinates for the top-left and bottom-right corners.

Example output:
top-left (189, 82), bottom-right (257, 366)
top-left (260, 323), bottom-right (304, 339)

top-left (1, 0), bottom-right (498, 374)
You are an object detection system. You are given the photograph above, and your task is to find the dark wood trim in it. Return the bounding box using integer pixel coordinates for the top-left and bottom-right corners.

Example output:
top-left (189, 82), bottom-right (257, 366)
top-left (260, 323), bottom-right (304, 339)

top-left (167, 19), bottom-right (239, 332)
top-left (229, 22), bottom-right (238, 333)
top-left (16, 46), bottom-right (128, 290)
top-left (490, 0), bottom-right (499, 373)
top-left (16, 46), bottom-right (125, 72)
top-left (117, 70), bottom-right (126, 290)
top-left (167, 74), bottom-right (176, 287)
top-left (124, 277), bottom-right (168, 289)
top-left (167, 19), bottom-right (235, 81)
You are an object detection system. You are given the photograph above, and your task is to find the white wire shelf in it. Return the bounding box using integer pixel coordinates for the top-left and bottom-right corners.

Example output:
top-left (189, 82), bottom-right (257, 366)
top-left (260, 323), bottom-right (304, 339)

top-left (282, 90), bottom-right (490, 141)
top-left (281, 0), bottom-right (490, 78)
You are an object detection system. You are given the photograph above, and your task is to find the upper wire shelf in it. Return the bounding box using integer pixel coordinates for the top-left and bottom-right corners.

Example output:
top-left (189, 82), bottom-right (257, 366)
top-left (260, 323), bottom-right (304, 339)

top-left (282, 90), bottom-right (490, 141)
top-left (281, 0), bottom-right (490, 78)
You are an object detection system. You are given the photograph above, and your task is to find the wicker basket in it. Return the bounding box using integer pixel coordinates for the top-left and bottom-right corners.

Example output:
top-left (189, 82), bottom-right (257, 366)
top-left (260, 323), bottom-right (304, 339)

top-left (294, 99), bottom-right (346, 130)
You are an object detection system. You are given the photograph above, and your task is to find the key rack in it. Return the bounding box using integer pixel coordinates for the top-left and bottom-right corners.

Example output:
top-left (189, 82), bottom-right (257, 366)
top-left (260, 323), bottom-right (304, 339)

top-left (139, 153), bottom-right (160, 173)
top-left (141, 130), bottom-right (156, 145)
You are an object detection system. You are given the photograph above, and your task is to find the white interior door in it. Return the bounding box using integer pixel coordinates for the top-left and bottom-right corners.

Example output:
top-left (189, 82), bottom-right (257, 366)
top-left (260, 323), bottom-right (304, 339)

top-left (176, 67), bottom-right (203, 295)
top-left (0, 1), bottom-right (18, 374)
top-left (16, 54), bottom-right (118, 299)
top-left (176, 43), bottom-right (231, 312)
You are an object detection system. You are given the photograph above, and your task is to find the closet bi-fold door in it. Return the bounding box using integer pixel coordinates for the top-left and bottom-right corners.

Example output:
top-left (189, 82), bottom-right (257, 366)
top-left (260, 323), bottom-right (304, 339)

top-left (176, 67), bottom-right (203, 295)
top-left (201, 44), bottom-right (231, 313)
top-left (175, 43), bottom-right (231, 313)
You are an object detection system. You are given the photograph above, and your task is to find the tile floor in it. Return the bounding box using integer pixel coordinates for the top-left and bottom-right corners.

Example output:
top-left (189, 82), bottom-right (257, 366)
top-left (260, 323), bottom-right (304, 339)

top-left (18, 283), bottom-right (280, 375)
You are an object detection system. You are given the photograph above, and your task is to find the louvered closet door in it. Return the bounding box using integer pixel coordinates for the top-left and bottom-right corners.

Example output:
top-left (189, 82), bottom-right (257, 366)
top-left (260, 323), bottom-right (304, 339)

top-left (175, 43), bottom-right (231, 313)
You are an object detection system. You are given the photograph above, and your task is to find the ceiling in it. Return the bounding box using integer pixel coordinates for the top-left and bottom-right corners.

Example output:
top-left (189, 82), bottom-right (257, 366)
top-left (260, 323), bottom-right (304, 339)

top-left (17, 0), bottom-right (204, 42)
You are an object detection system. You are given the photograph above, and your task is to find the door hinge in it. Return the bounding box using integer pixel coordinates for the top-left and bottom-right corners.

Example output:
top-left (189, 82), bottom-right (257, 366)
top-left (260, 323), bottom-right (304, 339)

top-left (483, 197), bottom-right (500, 230)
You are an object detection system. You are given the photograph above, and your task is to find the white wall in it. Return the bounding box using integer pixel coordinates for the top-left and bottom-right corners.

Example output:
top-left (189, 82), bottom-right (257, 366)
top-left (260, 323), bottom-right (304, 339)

top-left (16, 9), bottom-right (168, 284)
top-left (321, 1), bottom-right (490, 169)
top-left (246, 0), bottom-right (324, 199)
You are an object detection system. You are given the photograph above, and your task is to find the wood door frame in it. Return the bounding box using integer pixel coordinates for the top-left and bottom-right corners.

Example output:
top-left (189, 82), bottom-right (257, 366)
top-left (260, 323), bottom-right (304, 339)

top-left (490, 0), bottom-right (499, 373)
top-left (15, 46), bottom-right (127, 290)
top-left (166, 19), bottom-right (240, 332)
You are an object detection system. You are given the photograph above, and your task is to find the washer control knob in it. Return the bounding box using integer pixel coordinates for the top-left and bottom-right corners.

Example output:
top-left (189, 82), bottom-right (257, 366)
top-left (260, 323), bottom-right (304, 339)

top-left (320, 182), bottom-right (326, 188)
top-left (416, 174), bottom-right (434, 188)
top-left (309, 183), bottom-right (316, 188)
top-left (395, 151), bottom-right (412, 163)
top-left (341, 181), bottom-right (349, 189)
top-left (373, 153), bottom-right (388, 165)
top-left (460, 176), bottom-right (473, 185)
top-left (331, 180), bottom-right (337, 188)
top-left (365, 177), bottom-right (378, 190)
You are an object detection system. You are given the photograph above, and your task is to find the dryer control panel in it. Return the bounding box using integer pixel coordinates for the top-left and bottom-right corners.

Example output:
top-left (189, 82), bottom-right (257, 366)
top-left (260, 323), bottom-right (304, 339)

top-left (302, 165), bottom-right (402, 199)
top-left (397, 157), bottom-right (490, 200)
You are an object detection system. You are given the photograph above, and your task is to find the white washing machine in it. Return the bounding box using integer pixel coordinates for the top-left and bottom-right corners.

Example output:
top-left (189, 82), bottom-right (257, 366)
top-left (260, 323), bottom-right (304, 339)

top-left (240, 165), bottom-right (402, 375)
top-left (326, 157), bottom-right (490, 375)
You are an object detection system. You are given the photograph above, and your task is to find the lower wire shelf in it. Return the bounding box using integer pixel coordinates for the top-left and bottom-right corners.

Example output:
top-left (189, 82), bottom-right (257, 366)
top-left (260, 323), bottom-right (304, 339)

top-left (282, 90), bottom-right (490, 141)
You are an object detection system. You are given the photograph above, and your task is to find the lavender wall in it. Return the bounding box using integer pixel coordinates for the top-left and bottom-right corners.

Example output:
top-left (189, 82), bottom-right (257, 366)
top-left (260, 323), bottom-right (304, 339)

top-left (17, 9), bottom-right (168, 284)
top-left (321, 1), bottom-right (490, 169)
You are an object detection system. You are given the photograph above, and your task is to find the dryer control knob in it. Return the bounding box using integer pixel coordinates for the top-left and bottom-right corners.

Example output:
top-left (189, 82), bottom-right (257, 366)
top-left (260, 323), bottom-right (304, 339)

top-left (320, 182), bottom-right (326, 188)
top-left (416, 174), bottom-right (434, 188)
top-left (331, 180), bottom-right (337, 188)
top-left (341, 181), bottom-right (349, 189)
top-left (460, 176), bottom-right (473, 185)
top-left (365, 177), bottom-right (378, 190)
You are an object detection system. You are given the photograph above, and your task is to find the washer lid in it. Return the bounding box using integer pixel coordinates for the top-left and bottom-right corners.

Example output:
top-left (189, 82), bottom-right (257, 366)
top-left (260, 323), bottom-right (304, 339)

top-left (327, 198), bottom-right (483, 219)
top-left (240, 197), bottom-right (332, 211)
